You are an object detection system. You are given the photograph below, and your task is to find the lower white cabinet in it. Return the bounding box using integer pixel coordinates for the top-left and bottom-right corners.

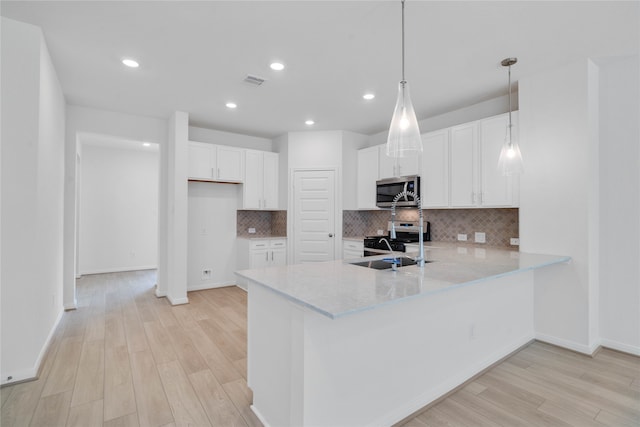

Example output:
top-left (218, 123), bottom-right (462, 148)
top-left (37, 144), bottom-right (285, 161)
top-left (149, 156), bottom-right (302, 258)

top-left (342, 239), bottom-right (364, 259)
top-left (236, 238), bottom-right (287, 290)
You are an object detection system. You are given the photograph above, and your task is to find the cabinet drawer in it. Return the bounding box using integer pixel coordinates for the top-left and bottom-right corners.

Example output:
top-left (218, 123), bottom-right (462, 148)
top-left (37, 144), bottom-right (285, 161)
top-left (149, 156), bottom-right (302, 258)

top-left (343, 240), bottom-right (364, 250)
top-left (270, 239), bottom-right (287, 248)
top-left (250, 240), bottom-right (269, 250)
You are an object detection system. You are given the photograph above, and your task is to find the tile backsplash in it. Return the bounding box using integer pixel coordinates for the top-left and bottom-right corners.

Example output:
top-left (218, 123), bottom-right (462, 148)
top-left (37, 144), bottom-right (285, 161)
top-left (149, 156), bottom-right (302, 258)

top-left (237, 210), bottom-right (287, 237)
top-left (343, 208), bottom-right (518, 247)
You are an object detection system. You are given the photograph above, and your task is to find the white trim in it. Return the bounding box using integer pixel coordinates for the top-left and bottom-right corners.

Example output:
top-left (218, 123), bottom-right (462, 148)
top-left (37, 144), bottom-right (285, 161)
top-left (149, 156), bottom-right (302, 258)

top-left (1, 308), bottom-right (64, 386)
top-left (250, 405), bottom-right (272, 427)
top-left (375, 333), bottom-right (535, 427)
top-left (535, 332), bottom-right (599, 355)
top-left (167, 295), bottom-right (189, 306)
top-left (79, 265), bottom-right (157, 276)
top-left (155, 287), bottom-right (166, 298)
top-left (187, 282), bottom-right (237, 292)
top-left (64, 301), bottom-right (78, 311)
top-left (600, 339), bottom-right (640, 356)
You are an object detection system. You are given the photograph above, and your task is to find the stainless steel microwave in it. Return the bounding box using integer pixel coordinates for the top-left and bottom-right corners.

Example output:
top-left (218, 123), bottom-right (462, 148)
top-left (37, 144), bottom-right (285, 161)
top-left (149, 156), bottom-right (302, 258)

top-left (376, 175), bottom-right (421, 208)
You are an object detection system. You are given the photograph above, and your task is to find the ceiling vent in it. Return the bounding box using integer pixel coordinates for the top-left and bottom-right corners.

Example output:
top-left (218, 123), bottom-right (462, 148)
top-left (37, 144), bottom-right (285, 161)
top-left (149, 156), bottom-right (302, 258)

top-left (243, 74), bottom-right (266, 86)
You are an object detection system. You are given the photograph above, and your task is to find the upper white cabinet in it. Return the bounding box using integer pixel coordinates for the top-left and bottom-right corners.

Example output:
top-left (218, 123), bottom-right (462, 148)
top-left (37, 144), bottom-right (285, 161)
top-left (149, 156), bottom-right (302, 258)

top-left (421, 129), bottom-right (449, 208)
top-left (450, 113), bottom-right (519, 207)
top-left (187, 141), bottom-right (244, 183)
top-left (450, 123), bottom-right (478, 207)
top-left (355, 112), bottom-right (519, 210)
top-left (378, 145), bottom-right (420, 179)
top-left (357, 146), bottom-right (379, 209)
top-left (241, 150), bottom-right (279, 210)
top-left (479, 113), bottom-right (518, 207)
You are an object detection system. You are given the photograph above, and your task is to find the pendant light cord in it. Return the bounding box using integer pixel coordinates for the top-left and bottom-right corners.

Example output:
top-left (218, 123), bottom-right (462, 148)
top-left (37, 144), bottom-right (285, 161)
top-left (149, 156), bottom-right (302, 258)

top-left (508, 63), bottom-right (512, 145)
top-left (401, 0), bottom-right (405, 82)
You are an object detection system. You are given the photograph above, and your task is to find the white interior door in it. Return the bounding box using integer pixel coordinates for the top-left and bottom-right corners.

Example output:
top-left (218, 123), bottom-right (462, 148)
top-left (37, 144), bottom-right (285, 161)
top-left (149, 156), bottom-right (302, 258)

top-left (293, 170), bottom-right (336, 263)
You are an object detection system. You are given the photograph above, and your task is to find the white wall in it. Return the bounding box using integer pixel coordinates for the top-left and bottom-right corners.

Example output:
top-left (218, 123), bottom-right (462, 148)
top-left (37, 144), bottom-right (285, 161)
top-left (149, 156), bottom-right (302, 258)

top-left (189, 126), bottom-right (272, 151)
top-left (1, 18), bottom-right (66, 384)
top-left (65, 105), bottom-right (166, 308)
top-left (187, 182), bottom-right (238, 290)
top-left (79, 142), bottom-right (158, 274)
top-left (597, 55), bottom-right (640, 354)
top-left (519, 59), bottom-right (599, 353)
top-left (367, 94), bottom-right (514, 146)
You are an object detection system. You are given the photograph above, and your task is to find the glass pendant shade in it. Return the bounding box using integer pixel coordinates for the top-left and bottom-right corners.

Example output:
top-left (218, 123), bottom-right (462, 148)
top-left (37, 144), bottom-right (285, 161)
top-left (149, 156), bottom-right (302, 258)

top-left (498, 124), bottom-right (524, 175)
top-left (386, 81), bottom-right (422, 158)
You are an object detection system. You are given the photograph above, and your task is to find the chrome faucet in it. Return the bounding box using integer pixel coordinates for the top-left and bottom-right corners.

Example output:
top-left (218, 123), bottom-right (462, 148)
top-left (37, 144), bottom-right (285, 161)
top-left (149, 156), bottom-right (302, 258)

top-left (390, 191), bottom-right (425, 267)
top-left (378, 237), bottom-right (398, 271)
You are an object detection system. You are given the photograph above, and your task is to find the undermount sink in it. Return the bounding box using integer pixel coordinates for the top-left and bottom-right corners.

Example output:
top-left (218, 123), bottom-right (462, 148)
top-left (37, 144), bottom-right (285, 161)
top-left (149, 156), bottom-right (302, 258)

top-left (350, 257), bottom-right (433, 270)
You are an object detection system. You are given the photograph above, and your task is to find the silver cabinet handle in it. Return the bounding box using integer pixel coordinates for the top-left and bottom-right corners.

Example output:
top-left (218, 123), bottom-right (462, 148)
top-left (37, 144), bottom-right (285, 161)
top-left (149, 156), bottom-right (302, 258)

top-left (265, 252), bottom-right (268, 261)
top-left (471, 192), bottom-right (476, 204)
top-left (211, 167), bottom-right (215, 178)
top-left (271, 252), bottom-right (274, 261)
top-left (217, 168), bottom-right (220, 178)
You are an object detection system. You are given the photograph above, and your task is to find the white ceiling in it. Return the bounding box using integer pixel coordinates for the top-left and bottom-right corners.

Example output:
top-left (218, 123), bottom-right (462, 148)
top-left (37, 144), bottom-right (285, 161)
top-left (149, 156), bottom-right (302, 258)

top-left (2, 1), bottom-right (637, 139)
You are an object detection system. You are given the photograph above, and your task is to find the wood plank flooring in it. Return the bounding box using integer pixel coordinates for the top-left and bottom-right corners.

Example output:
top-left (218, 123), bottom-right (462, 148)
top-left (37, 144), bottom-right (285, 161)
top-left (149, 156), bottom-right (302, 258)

top-left (1, 270), bottom-right (639, 426)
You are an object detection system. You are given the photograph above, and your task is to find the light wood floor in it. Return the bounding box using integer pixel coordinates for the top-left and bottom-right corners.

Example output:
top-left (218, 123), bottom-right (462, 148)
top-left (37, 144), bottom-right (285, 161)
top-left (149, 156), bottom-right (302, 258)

top-left (1, 271), bottom-right (638, 427)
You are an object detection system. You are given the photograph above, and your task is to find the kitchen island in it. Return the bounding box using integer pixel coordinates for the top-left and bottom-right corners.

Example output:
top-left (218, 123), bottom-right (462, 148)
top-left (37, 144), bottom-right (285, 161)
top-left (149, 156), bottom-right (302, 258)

top-left (236, 243), bottom-right (570, 427)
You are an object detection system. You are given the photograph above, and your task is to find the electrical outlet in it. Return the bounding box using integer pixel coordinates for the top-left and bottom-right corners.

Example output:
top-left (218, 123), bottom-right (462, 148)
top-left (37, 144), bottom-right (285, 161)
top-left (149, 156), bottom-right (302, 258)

top-left (475, 232), bottom-right (486, 243)
top-left (248, 228), bottom-right (256, 234)
top-left (510, 238), bottom-right (520, 246)
top-left (201, 269), bottom-right (212, 280)
top-left (377, 229), bottom-right (384, 236)
top-left (457, 234), bottom-right (467, 241)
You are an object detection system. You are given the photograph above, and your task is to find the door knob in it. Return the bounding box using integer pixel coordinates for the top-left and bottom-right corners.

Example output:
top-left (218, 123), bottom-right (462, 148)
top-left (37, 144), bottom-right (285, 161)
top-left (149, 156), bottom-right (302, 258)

top-left (328, 233), bottom-right (334, 237)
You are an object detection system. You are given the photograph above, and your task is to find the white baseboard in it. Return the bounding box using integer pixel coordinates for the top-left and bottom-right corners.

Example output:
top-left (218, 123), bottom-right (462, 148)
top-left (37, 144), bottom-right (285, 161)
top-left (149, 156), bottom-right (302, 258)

top-left (167, 294), bottom-right (189, 306)
top-left (1, 308), bottom-right (64, 386)
top-left (379, 333), bottom-right (535, 427)
top-left (250, 405), bottom-right (272, 427)
top-left (535, 332), bottom-right (598, 355)
top-left (187, 281), bottom-right (237, 292)
top-left (600, 338), bottom-right (640, 356)
top-left (79, 265), bottom-right (157, 275)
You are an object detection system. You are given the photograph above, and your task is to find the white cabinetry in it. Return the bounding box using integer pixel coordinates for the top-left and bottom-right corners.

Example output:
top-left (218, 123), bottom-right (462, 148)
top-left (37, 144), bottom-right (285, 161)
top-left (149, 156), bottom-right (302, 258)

top-left (342, 239), bottom-right (364, 259)
top-left (421, 129), bottom-right (449, 208)
top-left (241, 150), bottom-right (279, 209)
top-left (187, 141), bottom-right (244, 182)
top-left (357, 146), bottom-right (379, 209)
top-left (449, 113), bottom-right (519, 208)
top-left (450, 123), bottom-right (478, 207)
top-left (479, 113), bottom-right (518, 206)
top-left (378, 145), bottom-right (420, 179)
top-left (236, 238), bottom-right (287, 290)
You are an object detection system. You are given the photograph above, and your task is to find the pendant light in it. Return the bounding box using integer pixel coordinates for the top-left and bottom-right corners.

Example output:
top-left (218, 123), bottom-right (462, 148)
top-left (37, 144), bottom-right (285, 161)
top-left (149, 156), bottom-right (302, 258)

top-left (386, 0), bottom-right (422, 159)
top-left (498, 57), bottom-right (524, 175)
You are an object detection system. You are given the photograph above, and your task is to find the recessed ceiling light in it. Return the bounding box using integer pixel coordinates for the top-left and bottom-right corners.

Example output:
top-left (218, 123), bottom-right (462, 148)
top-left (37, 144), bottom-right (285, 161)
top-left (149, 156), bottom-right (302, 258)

top-left (143, 142), bottom-right (151, 147)
top-left (363, 93), bottom-right (375, 100)
top-left (122, 58), bottom-right (139, 68)
top-left (305, 120), bottom-right (315, 126)
top-left (270, 62), bottom-right (285, 71)
top-left (226, 102), bottom-right (237, 109)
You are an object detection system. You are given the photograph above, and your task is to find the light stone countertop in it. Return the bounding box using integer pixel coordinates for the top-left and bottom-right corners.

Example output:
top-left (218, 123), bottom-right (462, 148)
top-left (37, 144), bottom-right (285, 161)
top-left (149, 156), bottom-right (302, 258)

top-left (235, 242), bottom-right (570, 319)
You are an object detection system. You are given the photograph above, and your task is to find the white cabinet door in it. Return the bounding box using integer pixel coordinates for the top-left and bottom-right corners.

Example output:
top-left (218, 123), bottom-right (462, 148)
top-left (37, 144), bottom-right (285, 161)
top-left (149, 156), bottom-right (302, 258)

top-left (479, 113), bottom-right (517, 207)
top-left (421, 130), bottom-right (449, 208)
top-left (250, 249), bottom-right (270, 269)
top-left (217, 146), bottom-right (244, 182)
top-left (188, 141), bottom-right (215, 180)
top-left (262, 152), bottom-right (279, 209)
top-left (450, 123), bottom-right (477, 207)
top-left (243, 150), bottom-right (262, 209)
top-left (378, 145), bottom-right (420, 179)
top-left (271, 248), bottom-right (287, 266)
top-left (357, 146), bottom-right (379, 209)
top-left (342, 239), bottom-right (364, 259)
top-left (241, 150), bottom-right (279, 210)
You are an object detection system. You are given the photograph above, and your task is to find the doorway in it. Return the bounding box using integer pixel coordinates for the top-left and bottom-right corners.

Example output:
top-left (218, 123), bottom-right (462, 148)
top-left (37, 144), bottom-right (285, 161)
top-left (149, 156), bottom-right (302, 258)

top-left (292, 169), bottom-right (338, 264)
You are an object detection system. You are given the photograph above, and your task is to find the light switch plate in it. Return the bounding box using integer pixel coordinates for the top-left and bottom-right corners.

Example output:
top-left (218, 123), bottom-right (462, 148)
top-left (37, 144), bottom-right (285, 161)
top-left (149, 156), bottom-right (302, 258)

top-left (377, 229), bottom-right (384, 236)
top-left (510, 238), bottom-right (520, 246)
top-left (475, 232), bottom-right (486, 243)
top-left (457, 234), bottom-right (467, 241)
top-left (248, 228), bottom-right (256, 234)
